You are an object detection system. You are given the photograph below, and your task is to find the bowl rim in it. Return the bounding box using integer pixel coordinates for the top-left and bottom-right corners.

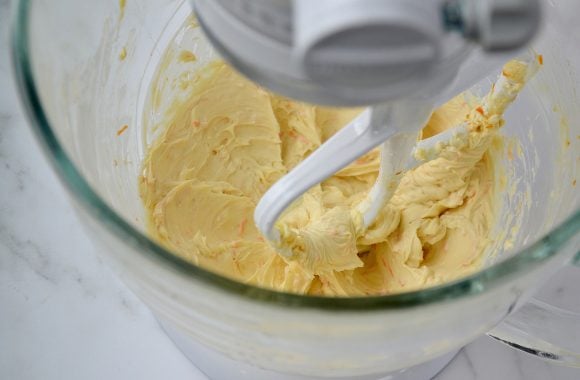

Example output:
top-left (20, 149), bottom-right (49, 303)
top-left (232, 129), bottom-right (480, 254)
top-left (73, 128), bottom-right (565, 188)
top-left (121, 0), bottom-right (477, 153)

top-left (10, 0), bottom-right (580, 311)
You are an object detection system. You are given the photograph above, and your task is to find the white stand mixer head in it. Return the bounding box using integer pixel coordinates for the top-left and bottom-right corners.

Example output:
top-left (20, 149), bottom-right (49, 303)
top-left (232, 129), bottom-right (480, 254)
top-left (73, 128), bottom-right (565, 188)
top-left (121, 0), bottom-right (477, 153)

top-left (191, 0), bottom-right (541, 254)
top-left (192, 0), bottom-right (540, 105)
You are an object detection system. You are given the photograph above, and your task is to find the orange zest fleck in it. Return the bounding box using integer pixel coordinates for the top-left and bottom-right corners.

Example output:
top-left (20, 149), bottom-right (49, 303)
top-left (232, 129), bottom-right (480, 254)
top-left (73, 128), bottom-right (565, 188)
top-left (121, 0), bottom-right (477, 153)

top-left (476, 106), bottom-right (485, 116)
top-left (537, 54), bottom-right (544, 65)
top-left (502, 69), bottom-right (510, 78)
top-left (238, 218), bottom-right (247, 236)
top-left (192, 120), bottom-right (201, 127)
top-left (296, 134), bottom-right (309, 144)
top-left (381, 257), bottom-right (395, 277)
top-left (116, 124), bottom-right (128, 136)
top-left (572, 179), bottom-right (577, 187)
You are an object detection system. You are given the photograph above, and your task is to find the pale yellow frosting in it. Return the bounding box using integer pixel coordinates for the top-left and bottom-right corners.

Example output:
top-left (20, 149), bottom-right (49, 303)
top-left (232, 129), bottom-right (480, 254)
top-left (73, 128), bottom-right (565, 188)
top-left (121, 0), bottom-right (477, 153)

top-left (140, 60), bottom-right (527, 296)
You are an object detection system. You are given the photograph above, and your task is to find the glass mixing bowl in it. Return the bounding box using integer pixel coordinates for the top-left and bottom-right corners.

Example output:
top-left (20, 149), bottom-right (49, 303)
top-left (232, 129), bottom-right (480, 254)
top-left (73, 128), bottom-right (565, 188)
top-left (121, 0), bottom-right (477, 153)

top-left (11, 0), bottom-right (580, 378)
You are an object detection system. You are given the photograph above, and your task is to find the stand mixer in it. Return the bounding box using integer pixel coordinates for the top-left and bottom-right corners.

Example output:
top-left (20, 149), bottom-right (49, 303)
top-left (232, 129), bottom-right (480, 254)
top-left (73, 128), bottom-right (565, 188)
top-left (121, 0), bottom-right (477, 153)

top-left (12, 0), bottom-right (580, 378)
top-left (191, 0), bottom-right (541, 255)
top-left (192, 0), bottom-right (540, 105)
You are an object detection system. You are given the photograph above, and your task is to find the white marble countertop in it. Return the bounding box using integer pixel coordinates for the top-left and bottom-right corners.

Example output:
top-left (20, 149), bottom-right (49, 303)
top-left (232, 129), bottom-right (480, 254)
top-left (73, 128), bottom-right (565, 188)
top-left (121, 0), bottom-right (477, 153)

top-left (1, 0), bottom-right (579, 379)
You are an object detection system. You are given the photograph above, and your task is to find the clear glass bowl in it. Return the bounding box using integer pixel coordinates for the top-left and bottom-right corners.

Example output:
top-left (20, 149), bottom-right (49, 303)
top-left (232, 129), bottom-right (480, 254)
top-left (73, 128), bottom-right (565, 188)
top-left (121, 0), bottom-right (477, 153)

top-left (11, 0), bottom-right (580, 378)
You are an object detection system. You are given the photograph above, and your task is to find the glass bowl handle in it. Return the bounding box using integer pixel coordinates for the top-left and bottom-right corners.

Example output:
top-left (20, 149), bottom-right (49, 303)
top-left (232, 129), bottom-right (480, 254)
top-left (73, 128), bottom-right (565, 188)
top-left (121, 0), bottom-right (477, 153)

top-left (488, 242), bottom-right (580, 366)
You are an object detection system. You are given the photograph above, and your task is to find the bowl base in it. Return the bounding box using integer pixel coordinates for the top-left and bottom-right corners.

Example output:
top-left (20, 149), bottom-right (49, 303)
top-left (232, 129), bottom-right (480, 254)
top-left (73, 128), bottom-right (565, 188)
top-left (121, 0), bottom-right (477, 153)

top-left (159, 317), bottom-right (458, 380)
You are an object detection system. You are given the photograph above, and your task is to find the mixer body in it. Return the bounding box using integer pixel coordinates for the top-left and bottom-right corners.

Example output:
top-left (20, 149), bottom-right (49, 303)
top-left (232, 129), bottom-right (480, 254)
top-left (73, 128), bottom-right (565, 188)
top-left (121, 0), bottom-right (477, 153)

top-left (192, 0), bottom-right (540, 106)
